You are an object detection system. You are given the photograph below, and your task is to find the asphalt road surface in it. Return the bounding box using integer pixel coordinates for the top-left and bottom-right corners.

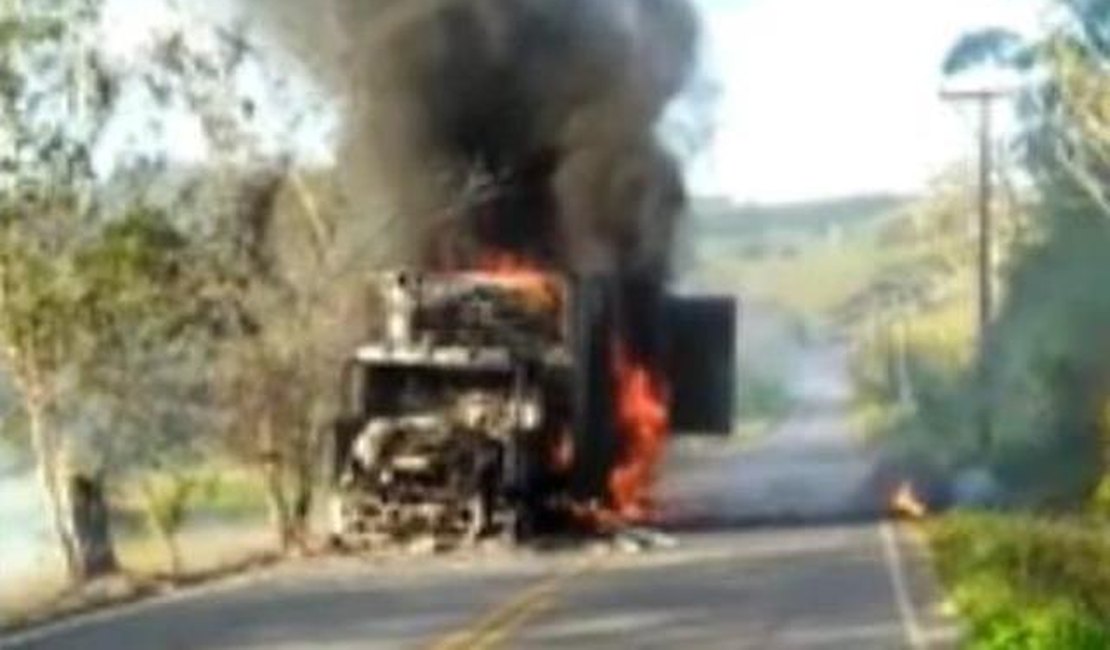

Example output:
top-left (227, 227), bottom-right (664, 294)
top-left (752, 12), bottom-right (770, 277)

top-left (1, 345), bottom-right (959, 649)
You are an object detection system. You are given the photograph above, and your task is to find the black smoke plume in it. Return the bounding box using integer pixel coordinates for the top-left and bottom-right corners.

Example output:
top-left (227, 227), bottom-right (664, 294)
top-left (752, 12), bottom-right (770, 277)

top-left (250, 0), bottom-right (700, 358)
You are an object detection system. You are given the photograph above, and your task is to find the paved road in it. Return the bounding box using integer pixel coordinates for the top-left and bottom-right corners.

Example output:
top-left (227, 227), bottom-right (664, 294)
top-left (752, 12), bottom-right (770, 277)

top-left (660, 344), bottom-right (885, 525)
top-left (1, 345), bottom-right (958, 649)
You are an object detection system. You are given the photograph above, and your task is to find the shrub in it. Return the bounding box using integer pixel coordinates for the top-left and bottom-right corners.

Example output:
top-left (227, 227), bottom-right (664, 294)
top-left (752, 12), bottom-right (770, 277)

top-left (929, 513), bottom-right (1110, 649)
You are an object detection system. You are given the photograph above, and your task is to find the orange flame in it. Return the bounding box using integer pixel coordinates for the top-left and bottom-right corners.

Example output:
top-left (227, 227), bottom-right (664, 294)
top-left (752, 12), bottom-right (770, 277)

top-left (470, 251), bottom-right (670, 529)
top-left (473, 251), bottom-right (562, 311)
top-left (476, 250), bottom-right (539, 274)
top-left (609, 343), bottom-right (670, 523)
top-left (890, 481), bottom-right (928, 520)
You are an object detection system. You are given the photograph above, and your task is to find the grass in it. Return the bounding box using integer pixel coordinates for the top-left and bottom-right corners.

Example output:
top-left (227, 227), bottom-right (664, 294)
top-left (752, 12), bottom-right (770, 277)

top-left (0, 517), bottom-right (273, 630)
top-left (114, 517), bottom-right (273, 576)
top-left (927, 512), bottom-right (1110, 649)
top-left (0, 466), bottom-right (274, 630)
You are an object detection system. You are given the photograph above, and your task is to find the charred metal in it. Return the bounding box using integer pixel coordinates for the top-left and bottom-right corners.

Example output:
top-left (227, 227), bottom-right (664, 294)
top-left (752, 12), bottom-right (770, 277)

top-left (329, 272), bottom-right (736, 549)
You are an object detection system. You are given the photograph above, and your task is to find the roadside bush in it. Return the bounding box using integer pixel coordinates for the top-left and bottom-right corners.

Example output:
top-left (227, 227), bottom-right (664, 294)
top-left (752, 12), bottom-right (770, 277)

top-left (854, 221), bottom-right (1110, 506)
top-left (929, 513), bottom-right (1110, 649)
top-left (984, 221), bottom-right (1110, 504)
top-left (1090, 475), bottom-right (1110, 522)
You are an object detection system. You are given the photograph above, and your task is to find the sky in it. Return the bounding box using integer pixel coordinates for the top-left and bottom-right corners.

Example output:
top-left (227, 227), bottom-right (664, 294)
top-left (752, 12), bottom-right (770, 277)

top-left (92, 0), bottom-right (335, 172)
top-left (96, 0), bottom-right (1046, 205)
top-left (690, 0), bottom-right (1046, 203)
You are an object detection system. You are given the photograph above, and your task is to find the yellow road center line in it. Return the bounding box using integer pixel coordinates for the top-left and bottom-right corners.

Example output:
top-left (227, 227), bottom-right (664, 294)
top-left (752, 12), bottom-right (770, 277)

top-left (429, 581), bottom-right (560, 650)
top-left (427, 554), bottom-right (605, 650)
top-left (470, 594), bottom-right (556, 650)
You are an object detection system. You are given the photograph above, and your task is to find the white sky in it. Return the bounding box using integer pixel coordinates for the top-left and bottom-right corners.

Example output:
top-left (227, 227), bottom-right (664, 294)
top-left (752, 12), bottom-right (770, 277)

top-left (94, 0), bottom-right (335, 171)
top-left (690, 0), bottom-right (1046, 203)
top-left (97, 0), bottom-right (1045, 203)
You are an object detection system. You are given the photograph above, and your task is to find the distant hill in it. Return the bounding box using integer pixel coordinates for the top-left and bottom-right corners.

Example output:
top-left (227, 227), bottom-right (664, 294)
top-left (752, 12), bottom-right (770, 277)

top-left (680, 193), bottom-right (920, 318)
top-left (689, 193), bottom-right (912, 242)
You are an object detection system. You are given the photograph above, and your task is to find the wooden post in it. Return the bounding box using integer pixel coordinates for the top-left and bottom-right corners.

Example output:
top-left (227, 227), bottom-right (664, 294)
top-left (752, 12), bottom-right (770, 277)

top-left (941, 88), bottom-right (1009, 453)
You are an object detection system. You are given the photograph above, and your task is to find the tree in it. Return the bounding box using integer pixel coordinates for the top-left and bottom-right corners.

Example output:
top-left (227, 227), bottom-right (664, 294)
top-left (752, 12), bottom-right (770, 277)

top-left (137, 470), bottom-right (207, 576)
top-left (944, 2), bottom-right (1110, 501)
top-left (211, 168), bottom-right (376, 552)
top-left (0, 0), bottom-right (294, 579)
top-left (3, 0), bottom-right (374, 567)
top-left (71, 207), bottom-right (218, 575)
top-left (137, 21), bottom-right (381, 550)
top-left (0, 0), bottom-right (124, 580)
top-left (945, 1), bottom-right (1110, 218)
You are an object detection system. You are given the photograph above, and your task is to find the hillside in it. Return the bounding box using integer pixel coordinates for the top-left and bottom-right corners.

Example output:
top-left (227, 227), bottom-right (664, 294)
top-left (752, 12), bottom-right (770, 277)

top-left (682, 193), bottom-right (919, 320)
top-left (690, 194), bottom-right (909, 242)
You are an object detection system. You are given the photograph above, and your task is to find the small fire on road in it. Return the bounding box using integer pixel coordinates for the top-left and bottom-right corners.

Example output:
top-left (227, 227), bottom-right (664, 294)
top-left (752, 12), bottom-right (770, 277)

top-left (890, 481), bottom-right (928, 520)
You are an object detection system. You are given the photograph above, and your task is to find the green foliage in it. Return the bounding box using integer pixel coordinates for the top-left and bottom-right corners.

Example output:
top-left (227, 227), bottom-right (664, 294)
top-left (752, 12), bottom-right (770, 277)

top-left (1091, 476), bottom-right (1110, 521)
top-left (856, 224), bottom-right (1110, 503)
top-left (0, 194), bottom-right (85, 381)
top-left (929, 513), bottom-right (1110, 649)
top-left (864, 0), bottom-right (1110, 506)
top-left (943, 28), bottom-right (1031, 74)
top-left (982, 218), bottom-right (1110, 501)
top-left (138, 472), bottom-right (206, 535)
top-left (853, 301), bottom-right (981, 474)
top-left (961, 596), bottom-right (1110, 650)
top-left (0, 0), bottom-right (324, 572)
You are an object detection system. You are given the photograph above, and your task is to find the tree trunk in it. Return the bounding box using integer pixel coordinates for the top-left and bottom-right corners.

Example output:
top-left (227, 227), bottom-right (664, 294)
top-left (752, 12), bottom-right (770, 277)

top-left (259, 415), bottom-right (294, 551)
top-left (288, 467), bottom-right (313, 552)
top-left (153, 524), bottom-right (182, 577)
top-left (286, 425), bottom-right (322, 552)
top-left (67, 474), bottom-right (120, 580)
top-left (139, 482), bottom-right (184, 578)
top-left (263, 464), bottom-right (293, 551)
top-left (167, 535), bottom-right (182, 577)
top-left (26, 398), bottom-right (80, 580)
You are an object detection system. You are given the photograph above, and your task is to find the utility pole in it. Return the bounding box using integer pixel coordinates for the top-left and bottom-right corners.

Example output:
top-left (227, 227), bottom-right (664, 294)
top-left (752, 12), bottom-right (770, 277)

top-left (940, 88), bottom-right (1009, 454)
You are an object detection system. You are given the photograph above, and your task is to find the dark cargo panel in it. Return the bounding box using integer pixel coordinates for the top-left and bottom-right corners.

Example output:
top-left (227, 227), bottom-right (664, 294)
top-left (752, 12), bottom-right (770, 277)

top-left (667, 296), bottom-right (738, 435)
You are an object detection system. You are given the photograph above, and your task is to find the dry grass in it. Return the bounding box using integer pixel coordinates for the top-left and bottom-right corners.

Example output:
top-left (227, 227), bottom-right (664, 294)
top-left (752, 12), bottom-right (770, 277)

top-left (0, 518), bottom-right (274, 630)
top-left (115, 519), bottom-right (273, 576)
top-left (0, 564), bottom-right (68, 625)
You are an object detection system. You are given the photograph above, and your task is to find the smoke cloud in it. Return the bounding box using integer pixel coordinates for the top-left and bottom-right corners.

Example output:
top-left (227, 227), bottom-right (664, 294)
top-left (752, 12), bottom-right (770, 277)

top-left (248, 0), bottom-right (698, 280)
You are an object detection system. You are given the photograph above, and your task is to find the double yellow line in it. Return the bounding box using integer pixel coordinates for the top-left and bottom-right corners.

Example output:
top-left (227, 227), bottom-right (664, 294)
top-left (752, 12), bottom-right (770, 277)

top-left (428, 555), bottom-right (605, 650)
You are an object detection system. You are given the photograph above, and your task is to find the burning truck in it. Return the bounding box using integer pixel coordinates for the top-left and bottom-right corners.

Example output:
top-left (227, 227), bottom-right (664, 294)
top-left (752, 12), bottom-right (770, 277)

top-left (328, 269), bottom-right (736, 547)
top-left (266, 0), bottom-right (721, 546)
